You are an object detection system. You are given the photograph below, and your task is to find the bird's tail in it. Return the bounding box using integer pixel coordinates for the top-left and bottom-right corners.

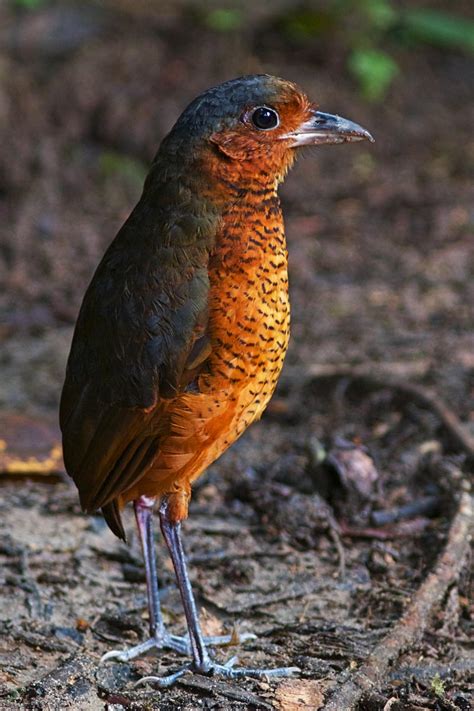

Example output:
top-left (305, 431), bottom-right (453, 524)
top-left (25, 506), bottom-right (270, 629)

top-left (102, 499), bottom-right (126, 541)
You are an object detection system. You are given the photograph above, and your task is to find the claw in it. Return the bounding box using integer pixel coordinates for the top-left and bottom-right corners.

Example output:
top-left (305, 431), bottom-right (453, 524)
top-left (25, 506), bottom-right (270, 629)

top-left (100, 634), bottom-right (189, 663)
top-left (224, 665), bottom-right (301, 679)
top-left (101, 638), bottom-right (158, 663)
top-left (136, 660), bottom-right (301, 687)
top-left (135, 664), bottom-right (191, 688)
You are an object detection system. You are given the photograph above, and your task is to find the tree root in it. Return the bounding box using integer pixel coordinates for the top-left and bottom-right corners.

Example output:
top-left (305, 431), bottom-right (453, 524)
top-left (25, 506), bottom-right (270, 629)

top-left (280, 364), bottom-right (474, 709)
top-left (322, 484), bottom-right (473, 711)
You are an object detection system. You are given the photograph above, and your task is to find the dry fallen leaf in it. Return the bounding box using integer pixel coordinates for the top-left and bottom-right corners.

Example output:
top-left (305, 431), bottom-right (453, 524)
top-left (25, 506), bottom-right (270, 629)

top-left (0, 412), bottom-right (65, 476)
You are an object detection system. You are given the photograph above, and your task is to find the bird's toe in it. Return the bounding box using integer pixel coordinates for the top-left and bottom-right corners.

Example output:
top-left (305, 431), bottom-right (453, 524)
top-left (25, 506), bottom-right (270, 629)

top-left (100, 634), bottom-right (190, 663)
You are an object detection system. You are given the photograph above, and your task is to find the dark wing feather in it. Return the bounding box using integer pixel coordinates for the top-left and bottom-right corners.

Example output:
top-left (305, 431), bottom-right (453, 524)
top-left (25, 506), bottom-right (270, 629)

top-left (102, 500), bottom-right (126, 541)
top-left (60, 190), bottom-right (217, 523)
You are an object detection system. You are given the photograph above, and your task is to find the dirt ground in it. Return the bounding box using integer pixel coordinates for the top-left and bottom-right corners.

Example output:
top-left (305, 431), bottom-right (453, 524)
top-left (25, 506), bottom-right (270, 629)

top-left (0, 1), bottom-right (473, 709)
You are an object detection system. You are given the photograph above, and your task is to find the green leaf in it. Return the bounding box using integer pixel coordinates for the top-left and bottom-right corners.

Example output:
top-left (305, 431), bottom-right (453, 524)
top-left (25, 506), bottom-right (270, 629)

top-left (403, 9), bottom-right (474, 54)
top-left (205, 9), bottom-right (243, 32)
top-left (278, 10), bottom-right (336, 40)
top-left (431, 673), bottom-right (445, 698)
top-left (348, 48), bottom-right (399, 101)
top-left (11, 0), bottom-right (48, 8)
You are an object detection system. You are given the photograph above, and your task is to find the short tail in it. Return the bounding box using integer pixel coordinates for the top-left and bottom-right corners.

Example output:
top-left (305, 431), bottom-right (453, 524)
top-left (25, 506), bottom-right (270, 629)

top-left (102, 499), bottom-right (126, 541)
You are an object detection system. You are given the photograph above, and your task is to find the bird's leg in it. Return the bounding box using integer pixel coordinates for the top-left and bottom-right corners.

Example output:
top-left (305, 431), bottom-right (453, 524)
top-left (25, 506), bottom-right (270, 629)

top-left (101, 496), bottom-right (251, 664)
top-left (134, 496), bottom-right (299, 687)
top-left (136, 495), bottom-right (165, 639)
top-left (101, 495), bottom-right (189, 661)
top-left (159, 496), bottom-right (212, 671)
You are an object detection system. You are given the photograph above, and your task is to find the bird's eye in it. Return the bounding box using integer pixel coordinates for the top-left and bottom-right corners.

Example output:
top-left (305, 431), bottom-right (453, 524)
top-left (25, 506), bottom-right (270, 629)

top-left (251, 106), bottom-right (279, 131)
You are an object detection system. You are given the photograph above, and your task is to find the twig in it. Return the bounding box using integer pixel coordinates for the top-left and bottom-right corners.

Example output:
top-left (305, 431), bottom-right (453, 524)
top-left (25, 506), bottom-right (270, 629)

top-left (370, 496), bottom-right (440, 527)
top-left (177, 675), bottom-right (274, 709)
top-left (322, 486), bottom-right (473, 711)
top-left (281, 366), bottom-right (474, 460)
top-left (340, 517), bottom-right (431, 540)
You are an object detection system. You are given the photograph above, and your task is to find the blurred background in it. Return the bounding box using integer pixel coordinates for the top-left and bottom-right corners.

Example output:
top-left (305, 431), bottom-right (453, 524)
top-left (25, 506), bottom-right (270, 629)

top-left (0, 0), bottom-right (473, 419)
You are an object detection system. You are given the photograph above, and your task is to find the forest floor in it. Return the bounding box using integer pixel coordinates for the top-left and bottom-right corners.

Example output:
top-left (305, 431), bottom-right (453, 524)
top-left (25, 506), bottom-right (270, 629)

top-left (0, 2), bottom-right (473, 709)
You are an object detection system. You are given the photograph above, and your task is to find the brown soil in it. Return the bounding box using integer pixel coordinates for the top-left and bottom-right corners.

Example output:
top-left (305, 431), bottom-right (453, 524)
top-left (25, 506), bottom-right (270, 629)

top-left (0, 2), bottom-right (473, 709)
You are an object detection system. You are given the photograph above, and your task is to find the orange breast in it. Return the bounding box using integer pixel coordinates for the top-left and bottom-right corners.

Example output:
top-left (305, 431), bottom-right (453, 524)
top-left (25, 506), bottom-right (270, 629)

top-left (122, 194), bottom-right (290, 506)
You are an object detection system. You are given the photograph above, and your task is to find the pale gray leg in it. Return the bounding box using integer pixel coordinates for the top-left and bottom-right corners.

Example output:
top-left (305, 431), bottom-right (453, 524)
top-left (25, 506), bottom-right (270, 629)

top-left (102, 495), bottom-right (187, 661)
top-left (134, 497), bottom-right (300, 686)
top-left (101, 496), bottom-right (253, 664)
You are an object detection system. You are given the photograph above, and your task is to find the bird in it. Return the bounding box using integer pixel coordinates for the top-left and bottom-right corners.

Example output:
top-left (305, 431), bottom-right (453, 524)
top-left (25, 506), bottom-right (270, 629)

top-left (60, 74), bottom-right (373, 685)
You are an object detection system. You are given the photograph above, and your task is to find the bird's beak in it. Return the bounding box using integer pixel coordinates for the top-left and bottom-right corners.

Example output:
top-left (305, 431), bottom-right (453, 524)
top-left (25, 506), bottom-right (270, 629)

top-left (284, 110), bottom-right (374, 147)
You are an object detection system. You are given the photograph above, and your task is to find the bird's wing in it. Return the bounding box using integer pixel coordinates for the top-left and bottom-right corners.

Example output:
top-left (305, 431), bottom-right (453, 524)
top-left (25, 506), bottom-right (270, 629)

top-left (60, 199), bottom-right (216, 526)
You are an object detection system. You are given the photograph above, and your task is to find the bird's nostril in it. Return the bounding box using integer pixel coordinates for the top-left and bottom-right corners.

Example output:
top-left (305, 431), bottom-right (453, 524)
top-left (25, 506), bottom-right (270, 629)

top-left (312, 112), bottom-right (334, 126)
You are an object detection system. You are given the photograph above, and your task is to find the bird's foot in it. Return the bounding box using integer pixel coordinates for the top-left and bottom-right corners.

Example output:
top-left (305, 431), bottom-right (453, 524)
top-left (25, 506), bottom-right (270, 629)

top-left (101, 631), bottom-right (256, 663)
top-left (101, 633), bottom-right (189, 662)
top-left (135, 655), bottom-right (300, 688)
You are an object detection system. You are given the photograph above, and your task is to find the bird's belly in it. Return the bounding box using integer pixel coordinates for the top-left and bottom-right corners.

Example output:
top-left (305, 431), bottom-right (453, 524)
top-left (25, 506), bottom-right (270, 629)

top-left (180, 273), bottom-right (290, 479)
top-left (207, 295), bottom-right (290, 434)
top-left (204, 258), bottom-right (290, 432)
top-left (126, 261), bottom-right (290, 502)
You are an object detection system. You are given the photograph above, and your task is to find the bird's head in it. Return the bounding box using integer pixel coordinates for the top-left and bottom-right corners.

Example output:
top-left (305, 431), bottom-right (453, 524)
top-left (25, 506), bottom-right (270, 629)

top-left (160, 74), bottom-right (373, 190)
